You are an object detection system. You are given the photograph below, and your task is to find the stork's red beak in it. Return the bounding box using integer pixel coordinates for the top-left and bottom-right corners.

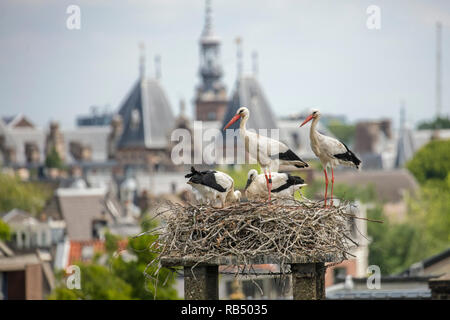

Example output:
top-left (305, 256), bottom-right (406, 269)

top-left (224, 114), bottom-right (241, 130)
top-left (300, 114), bottom-right (314, 127)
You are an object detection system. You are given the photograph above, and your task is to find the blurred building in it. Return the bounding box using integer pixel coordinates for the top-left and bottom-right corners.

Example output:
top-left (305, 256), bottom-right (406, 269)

top-left (77, 106), bottom-right (114, 127)
top-left (194, 0), bottom-right (228, 122)
top-left (0, 209), bottom-right (65, 252)
top-left (324, 201), bottom-right (369, 288)
top-left (326, 247), bottom-right (450, 299)
top-left (0, 242), bottom-right (55, 300)
top-left (354, 119), bottom-right (396, 170)
top-left (332, 169), bottom-right (419, 222)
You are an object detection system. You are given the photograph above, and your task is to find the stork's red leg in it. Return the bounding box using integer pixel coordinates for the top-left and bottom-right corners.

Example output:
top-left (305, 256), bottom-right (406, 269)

top-left (263, 168), bottom-right (270, 202)
top-left (323, 168), bottom-right (328, 208)
top-left (268, 169), bottom-right (272, 202)
top-left (330, 167), bottom-right (335, 206)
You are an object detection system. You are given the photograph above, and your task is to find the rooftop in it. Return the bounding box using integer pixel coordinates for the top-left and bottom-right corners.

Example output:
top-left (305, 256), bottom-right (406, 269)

top-left (117, 78), bottom-right (175, 150)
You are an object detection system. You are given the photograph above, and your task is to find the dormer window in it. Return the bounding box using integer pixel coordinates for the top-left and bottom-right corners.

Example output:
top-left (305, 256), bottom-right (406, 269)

top-left (131, 108), bottom-right (140, 130)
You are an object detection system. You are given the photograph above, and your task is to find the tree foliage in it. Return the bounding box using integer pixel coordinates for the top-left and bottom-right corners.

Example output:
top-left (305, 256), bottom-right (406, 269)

top-left (367, 139), bottom-right (450, 274)
top-left (417, 116), bottom-right (450, 130)
top-left (406, 178), bottom-right (450, 257)
top-left (48, 263), bottom-right (133, 300)
top-left (0, 220), bottom-right (11, 241)
top-left (222, 164), bottom-right (260, 190)
top-left (406, 140), bottom-right (450, 184)
top-left (302, 179), bottom-right (376, 203)
top-left (327, 120), bottom-right (356, 146)
top-left (48, 220), bottom-right (179, 300)
top-left (367, 206), bottom-right (425, 275)
top-left (0, 173), bottom-right (52, 215)
top-left (109, 231), bottom-right (179, 300)
top-left (45, 147), bottom-right (63, 169)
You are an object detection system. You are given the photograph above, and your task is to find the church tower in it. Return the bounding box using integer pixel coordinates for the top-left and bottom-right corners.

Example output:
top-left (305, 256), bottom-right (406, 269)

top-left (194, 0), bottom-right (227, 121)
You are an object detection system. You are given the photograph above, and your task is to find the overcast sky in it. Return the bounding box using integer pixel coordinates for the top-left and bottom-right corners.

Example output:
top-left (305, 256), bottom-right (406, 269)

top-left (1, 0), bottom-right (450, 129)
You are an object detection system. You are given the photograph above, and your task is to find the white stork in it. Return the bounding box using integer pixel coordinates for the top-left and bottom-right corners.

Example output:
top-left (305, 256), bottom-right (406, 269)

top-left (300, 109), bottom-right (362, 207)
top-left (224, 107), bottom-right (308, 201)
top-left (185, 167), bottom-right (241, 208)
top-left (244, 169), bottom-right (307, 201)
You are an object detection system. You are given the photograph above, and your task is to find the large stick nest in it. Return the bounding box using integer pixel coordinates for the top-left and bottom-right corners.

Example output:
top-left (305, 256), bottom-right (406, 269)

top-left (150, 199), bottom-right (365, 272)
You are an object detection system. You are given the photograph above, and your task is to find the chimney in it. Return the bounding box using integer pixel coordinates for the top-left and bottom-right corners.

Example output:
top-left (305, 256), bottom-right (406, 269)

top-left (354, 122), bottom-right (380, 153)
top-left (379, 119), bottom-right (392, 139)
top-left (107, 114), bottom-right (123, 160)
top-left (45, 121), bottom-right (65, 161)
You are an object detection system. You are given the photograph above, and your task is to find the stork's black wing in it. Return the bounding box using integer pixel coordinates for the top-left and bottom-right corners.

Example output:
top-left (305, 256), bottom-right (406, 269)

top-left (185, 167), bottom-right (226, 192)
top-left (272, 149), bottom-right (309, 168)
top-left (271, 174), bottom-right (305, 193)
top-left (333, 143), bottom-right (361, 168)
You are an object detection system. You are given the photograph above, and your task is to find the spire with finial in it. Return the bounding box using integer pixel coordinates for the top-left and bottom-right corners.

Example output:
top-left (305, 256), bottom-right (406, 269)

top-left (139, 42), bottom-right (146, 79)
top-left (252, 50), bottom-right (258, 77)
top-left (155, 55), bottom-right (161, 80)
top-left (236, 37), bottom-right (243, 79)
top-left (202, 0), bottom-right (213, 37)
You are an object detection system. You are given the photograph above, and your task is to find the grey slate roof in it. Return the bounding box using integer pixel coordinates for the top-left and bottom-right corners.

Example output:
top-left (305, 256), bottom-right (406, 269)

top-left (398, 247), bottom-right (450, 276)
top-left (222, 76), bottom-right (278, 131)
top-left (56, 188), bottom-right (112, 241)
top-left (117, 78), bottom-right (175, 149)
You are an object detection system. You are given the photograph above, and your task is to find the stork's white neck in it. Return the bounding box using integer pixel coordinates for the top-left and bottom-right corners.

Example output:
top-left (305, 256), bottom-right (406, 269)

top-left (309, 116), bottom-right (320, 142)
top-left (239, 115), bottom-right (249, 137)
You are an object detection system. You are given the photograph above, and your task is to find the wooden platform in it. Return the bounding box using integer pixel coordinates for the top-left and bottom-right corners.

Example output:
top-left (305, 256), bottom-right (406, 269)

top-left (160, 253), bottom-right (342, 300)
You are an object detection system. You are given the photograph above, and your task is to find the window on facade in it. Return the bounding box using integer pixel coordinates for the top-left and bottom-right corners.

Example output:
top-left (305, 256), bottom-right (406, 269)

top-left (92, 220), bottom-right (107, 240)
top-left (333, 267), bottom-right (347, 283)
top-left (21, 233), bottom-right (26, 247)
top-left (31, 232), bottom-right (38, 247)
top-left (41, 231), bottom-right (47, 247)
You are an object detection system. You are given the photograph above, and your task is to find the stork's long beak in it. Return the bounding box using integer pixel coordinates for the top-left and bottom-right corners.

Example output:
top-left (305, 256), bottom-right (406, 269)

top-left (224, 114), bottom-right (241, 130)
top-left (244, 177), bottom-right (252, 191)
top-left (300, 114), bottom-right (314, 127)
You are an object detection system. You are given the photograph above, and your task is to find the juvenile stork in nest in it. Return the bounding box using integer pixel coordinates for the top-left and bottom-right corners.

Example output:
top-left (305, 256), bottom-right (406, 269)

top-left (300, 109), bottom-right (361, 207)
top-left (224, 107), bottom-right (308, 201)
top-left (185, 167), bottom-right (241, 208)
top-left (244, 169), bottom-right (307, 201)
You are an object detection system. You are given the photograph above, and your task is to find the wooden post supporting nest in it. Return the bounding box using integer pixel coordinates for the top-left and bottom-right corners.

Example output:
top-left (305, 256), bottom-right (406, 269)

top-left (184, 266), bottom-right (219, 300)
top-left (161, 255), bottom-right (337, 300)
top-left (291, 263), bottom-right (325, 300)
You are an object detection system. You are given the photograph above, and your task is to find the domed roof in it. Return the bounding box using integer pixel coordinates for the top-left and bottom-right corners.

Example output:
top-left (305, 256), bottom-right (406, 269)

top-left (117, 78), bottom-right (175, 150)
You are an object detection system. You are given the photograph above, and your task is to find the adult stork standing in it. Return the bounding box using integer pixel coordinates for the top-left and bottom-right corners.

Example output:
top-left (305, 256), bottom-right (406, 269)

top-left (185, 167), bottom-right (241, 208)
top-left (300, 109), bottom-right (361, 207)
top-left (244, 169), bottom-right (307, 201)
top-left (224, 107), bottom-right (308, 201)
